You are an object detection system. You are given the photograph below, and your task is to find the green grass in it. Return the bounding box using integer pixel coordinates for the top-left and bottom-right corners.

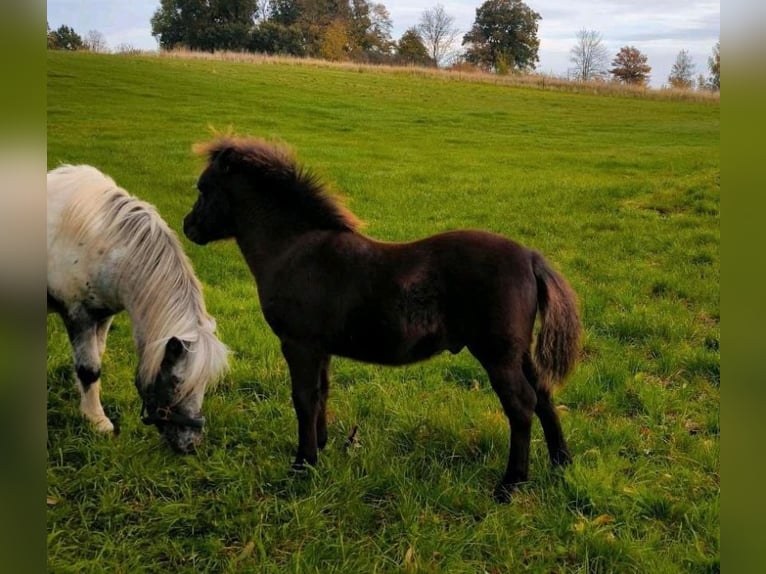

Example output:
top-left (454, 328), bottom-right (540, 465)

top-left (47, 51), bottom-right (719, 573)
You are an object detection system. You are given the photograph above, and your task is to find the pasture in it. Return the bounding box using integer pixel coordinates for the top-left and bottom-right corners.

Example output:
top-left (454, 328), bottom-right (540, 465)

top-left (47, 51), bottom-right (719, 572)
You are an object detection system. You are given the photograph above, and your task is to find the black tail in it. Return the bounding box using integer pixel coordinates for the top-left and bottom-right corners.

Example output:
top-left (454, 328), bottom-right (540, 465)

top-left (532, 252), bottom-right (582, 391)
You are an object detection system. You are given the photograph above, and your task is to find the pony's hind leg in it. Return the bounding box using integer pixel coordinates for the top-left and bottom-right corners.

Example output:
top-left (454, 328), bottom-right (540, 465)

top-left (473, 346), bottom-right (537, 502)
top-left (64, 314), bottom-right (115, 433)
top-left (523, 354), bottom-right (571, 467)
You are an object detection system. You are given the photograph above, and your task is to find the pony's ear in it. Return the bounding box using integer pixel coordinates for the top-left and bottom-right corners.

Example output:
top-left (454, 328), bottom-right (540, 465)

top-left (215, 148), bottom-right (236, 173)
top-left (164, 337), bottom-right (186, 364)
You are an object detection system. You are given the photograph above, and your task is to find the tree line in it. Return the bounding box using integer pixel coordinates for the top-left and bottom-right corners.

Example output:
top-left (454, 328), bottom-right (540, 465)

top-left (148, 0), bottom-right (547, 69)
top-left (49, 0), bottom-right (720, 90)
top-left (570, 29), bottom-right (719, 91)
top-left (48, 22), bottom-right (139, 54)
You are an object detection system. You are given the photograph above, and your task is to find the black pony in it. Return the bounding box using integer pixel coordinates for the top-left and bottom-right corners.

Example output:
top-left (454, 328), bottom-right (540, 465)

top-left (183, 136), bottom-right (581, 501)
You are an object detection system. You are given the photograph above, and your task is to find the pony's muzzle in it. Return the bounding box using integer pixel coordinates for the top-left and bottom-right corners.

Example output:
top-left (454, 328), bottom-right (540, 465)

top-left (183, 215), bottom-right (206, 245)
top-left (162, 423), bottom-right (204, 454)
top-left (141, 401), bottom-right (205, 453)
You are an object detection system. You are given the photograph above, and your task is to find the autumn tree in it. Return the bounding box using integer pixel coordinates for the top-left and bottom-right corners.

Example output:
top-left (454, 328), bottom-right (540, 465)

top-left (397, 27), bottom-right (432, 66)
top-left (609, 45), bottom-right (651, 85)
top-left (320, 19), bottom-right (351, 60)
top-left (417, 4), bottom-right (459, 67)
top-left (569, 29), bottom-right (608, 81)
top-left (462, 0), bottom-right (541, 73)
top-left (667, 49), bottom-right (695, 89)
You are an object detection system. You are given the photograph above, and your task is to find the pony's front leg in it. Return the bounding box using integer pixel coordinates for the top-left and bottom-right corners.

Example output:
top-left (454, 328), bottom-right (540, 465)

top-left (317, 357), bottom-right (331, 451)
top-left (65, 315), bottom-right (115, 433)
top-left (281, 341), bottom-right (325, 468)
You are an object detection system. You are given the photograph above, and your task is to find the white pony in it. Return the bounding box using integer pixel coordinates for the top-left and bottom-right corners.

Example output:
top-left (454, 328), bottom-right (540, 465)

top-left (47, 165), bottom-right (228, 452)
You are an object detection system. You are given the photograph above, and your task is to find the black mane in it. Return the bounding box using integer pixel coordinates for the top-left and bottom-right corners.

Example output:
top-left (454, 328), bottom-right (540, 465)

top-left (196, 136), bottom-right (361, 232)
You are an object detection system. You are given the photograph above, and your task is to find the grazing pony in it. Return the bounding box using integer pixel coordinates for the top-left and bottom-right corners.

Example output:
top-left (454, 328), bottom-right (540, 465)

top-left (47, 165), bottom-right (228, 452)
top-left (183, 137), bottom-right (581, 500)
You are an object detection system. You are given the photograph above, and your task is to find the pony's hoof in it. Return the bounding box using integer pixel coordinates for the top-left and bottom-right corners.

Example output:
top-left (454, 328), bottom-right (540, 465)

top-left (493, 482), bottom-right (517, 504)
top-left (93, 417), bottom-right (115, 433)
top-left (551, 449), bottom-right (572, 467)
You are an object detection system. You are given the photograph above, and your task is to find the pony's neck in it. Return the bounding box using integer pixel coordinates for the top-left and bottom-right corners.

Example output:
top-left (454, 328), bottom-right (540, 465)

top-left (232, 201), bottom-right (323, 282)
top-left (117, 254), bottom-right (206, 376)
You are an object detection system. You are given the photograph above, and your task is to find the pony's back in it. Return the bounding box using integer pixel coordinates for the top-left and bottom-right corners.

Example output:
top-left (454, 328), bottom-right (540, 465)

top-left (48, 164), bottom-right (116, 191)
top-left (47, 164), bottom-right (124, 248)
top-left (47, 164), bottom-right (118, 212)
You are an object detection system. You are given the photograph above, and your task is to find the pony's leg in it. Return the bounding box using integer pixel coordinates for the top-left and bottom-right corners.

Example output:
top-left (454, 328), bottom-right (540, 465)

top-left (64, 314), bottom-right (115, 433)
top-left (317, 357), bottom-right (331, 451)
top-left (523, 354), bottom-right (571, 467)
top-left (472, 347), bottom-right (537, 502)
top-left (281, 341), bottom-right (324, 468)
top-left (96, 316), bottom-right (114, 357)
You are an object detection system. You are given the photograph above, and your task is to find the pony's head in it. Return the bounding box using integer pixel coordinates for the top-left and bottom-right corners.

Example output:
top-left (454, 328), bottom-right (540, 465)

top-left (136, 327), bottom-right (228, 454)
top-left (183, 136), bottom-right (360, 245)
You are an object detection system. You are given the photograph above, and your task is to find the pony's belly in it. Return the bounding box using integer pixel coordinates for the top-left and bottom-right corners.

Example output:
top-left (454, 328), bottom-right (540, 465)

top-left (331, 328), bottom-right (453, 366)
top-left (47, 248), bottom-right (122, 312)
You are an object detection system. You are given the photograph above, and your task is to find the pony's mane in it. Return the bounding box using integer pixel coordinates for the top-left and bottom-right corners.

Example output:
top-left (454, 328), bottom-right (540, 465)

top-left (49, 165), bottom-right (228, 400)
top-left (194, 136), bottom-right (362, 232)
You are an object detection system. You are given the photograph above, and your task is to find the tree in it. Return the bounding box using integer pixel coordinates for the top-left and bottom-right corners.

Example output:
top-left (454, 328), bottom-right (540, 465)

top-left (569, 29), bottom-right (608, 81)
top-left (269, 0), bottom-right (301, 26)
top-left (462, 0), bottom-right (541, 73)
top-left (348, 1), bottom-right (393, 56)
top-left (151, 0), bottom-right (257, 51)
top-left (367, 3), bottom-right (394, 53)
top-left (397, 27), bottom-right (432, 66)
top-left (708, 40), bottom-right (720, 90)
top-left (249, 20), bottom-right (305, 55)
top-left (417, 4), bottom-right (459, 67)
top-left (48, 25), bottom-right (84, 50)
top-left (667, 49), bottom-right (695, 89)
top-left (320, 19), bottom-right (351, 60)
top-left (609, 45), bottom-right (651, 85)
top-left (84, 29), bottom-right (109, 53)
top-left (287, 0), bottom-right (351, 57)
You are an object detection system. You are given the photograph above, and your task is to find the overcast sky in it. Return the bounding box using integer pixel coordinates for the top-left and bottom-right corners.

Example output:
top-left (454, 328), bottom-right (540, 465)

top-left (47, 1), bottom-right (720, 88)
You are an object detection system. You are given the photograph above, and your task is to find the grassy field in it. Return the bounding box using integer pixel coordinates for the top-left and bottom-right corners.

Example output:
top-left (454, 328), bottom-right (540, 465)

top-left (47, 51), bottom-right (719, 573)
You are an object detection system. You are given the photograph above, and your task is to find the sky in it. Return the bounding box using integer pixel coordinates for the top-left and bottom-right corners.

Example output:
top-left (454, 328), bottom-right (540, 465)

top-left (46, 1), bottom-right (720, 88)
